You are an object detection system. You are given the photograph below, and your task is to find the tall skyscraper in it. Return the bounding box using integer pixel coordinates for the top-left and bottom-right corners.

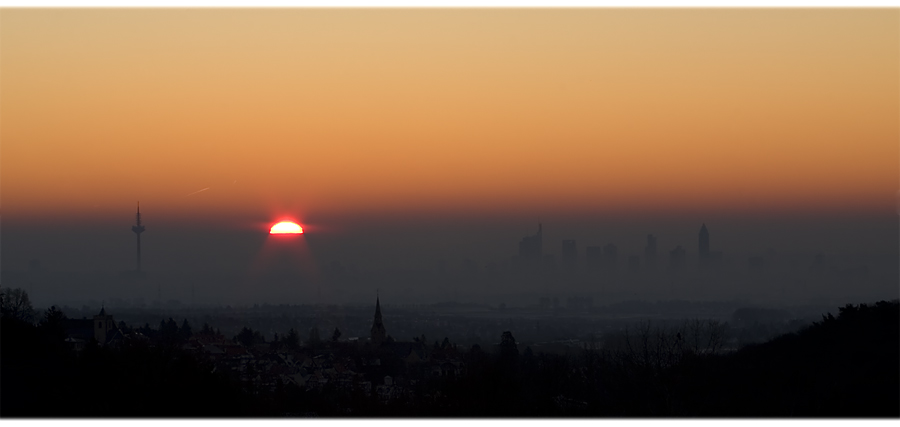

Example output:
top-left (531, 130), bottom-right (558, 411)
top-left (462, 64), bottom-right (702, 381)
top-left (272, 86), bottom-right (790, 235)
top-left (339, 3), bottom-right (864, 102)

top-left (131, 202), bottom-right (145, 273)
top-left (699, 223), bottom-right (710, 260)
top-left (644, 234), bottom-right (658, 269)
top-left (517, 223), bottom-right (543, 266)
top-left (698, 223), bottom-right (723, 268)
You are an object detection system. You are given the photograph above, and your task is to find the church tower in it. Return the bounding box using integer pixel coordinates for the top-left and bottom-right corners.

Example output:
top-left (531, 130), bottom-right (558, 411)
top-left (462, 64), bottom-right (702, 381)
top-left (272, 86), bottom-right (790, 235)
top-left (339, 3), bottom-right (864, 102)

top-left (370, 295), bottom-right (386, 346)
top-left (93, 307), bottom-right (115, 345)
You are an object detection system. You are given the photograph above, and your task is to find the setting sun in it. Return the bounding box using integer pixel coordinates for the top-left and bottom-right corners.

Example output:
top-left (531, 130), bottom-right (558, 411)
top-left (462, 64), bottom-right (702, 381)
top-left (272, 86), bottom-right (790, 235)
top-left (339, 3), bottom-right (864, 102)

top-left (269, 221), bottom-right (303, 234)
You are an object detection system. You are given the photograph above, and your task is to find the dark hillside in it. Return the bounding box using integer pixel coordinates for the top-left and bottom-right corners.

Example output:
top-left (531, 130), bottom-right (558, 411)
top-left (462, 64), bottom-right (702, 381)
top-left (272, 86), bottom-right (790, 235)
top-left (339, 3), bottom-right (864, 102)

top-left (2, 299), bottom-right (897, 417)
top-left (670, 300), bottom-right (899, 416)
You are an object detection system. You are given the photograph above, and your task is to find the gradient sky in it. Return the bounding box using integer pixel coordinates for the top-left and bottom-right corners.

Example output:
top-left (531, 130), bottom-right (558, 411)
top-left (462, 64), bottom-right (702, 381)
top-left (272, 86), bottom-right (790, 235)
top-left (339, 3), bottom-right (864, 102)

top-left (2, 9), bottom-right (898, 226)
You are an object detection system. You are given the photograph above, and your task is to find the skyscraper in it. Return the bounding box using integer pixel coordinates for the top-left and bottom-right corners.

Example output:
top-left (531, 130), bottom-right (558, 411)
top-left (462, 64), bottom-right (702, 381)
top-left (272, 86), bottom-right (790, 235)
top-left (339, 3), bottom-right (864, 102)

top-left (644, 234), bottom-right (658, 269)
top-left (698, 223), bottom-right (723, 268)
top-left (699, 223), bottom-right (710, 260)
top-left (517, 223), bottom-right (543, 266)
top-left (670, 245), bottom-right (686, 272)
top-left (131, 202), bottom-right (145, 273)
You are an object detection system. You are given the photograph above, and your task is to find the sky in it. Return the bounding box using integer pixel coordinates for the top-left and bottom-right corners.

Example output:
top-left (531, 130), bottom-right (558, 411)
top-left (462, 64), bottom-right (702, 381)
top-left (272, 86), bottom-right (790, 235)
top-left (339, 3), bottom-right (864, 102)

top-left (1, 9), bottom-right (897, 305)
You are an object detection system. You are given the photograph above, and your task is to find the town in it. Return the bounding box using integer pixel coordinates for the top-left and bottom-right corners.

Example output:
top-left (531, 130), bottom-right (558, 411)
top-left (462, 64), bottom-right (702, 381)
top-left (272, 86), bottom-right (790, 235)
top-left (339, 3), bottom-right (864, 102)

top-left (4, 283), bottom-right (897, 416)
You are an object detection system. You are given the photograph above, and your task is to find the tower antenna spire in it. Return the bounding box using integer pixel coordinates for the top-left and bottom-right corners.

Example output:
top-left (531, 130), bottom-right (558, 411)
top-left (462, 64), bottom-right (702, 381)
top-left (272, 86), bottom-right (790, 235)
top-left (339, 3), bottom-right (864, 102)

top-left (131, 202), bottom-right (146, 273)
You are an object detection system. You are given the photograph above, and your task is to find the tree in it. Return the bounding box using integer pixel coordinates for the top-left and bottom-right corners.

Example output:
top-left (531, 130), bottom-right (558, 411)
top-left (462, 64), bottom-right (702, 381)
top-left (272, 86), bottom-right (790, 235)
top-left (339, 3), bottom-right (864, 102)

top-left (523, 346), bottom-right (534, 359)
top-left (1, 288), bottom-right (35, 323)
top-left (38, 305), bottom-right (67, 339)
top-left (40, 305), bottom-right (66, 328)
top-left (270, 333), bottom-right (282, 351)
top-left (332, 327), bottom-right (342, 342)
top-left (158, 318), bottom-right (180, 344)
top-left (179, 319), bottom-right (193, 340)
top-left (308, 327), bottom-right (321, 347)
top-left (166, 318), bottom-right (178, 334)
top-left (235, 327), bottom-right (258, 348)
top-left (499, 331), bottom-right (519, 361)
top-left (284, 328), bottom-right (300, 350)
top-left (138, 323), bottom-right (154, 338)
top-left (200, 323), bottom-right (214, 336)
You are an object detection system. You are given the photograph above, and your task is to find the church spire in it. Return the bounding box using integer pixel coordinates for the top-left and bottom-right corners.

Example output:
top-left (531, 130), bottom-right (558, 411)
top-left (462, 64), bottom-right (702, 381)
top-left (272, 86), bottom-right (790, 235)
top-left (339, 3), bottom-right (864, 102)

top-left (370, 293), bottom-right (386, 346)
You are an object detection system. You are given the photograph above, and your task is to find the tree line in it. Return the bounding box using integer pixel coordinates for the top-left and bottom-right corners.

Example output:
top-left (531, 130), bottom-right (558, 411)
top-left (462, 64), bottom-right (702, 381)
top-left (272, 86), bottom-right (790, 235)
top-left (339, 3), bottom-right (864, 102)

top-left (1, 286), bottom-right (897, 417)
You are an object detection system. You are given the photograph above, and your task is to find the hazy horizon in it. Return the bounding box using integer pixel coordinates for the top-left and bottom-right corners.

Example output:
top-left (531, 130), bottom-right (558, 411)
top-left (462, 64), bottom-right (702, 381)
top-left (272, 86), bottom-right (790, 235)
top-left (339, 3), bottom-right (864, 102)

top-left (2, 8), bottom-right (897, 308)
top-left (3, 210), bottom-right (896, 307)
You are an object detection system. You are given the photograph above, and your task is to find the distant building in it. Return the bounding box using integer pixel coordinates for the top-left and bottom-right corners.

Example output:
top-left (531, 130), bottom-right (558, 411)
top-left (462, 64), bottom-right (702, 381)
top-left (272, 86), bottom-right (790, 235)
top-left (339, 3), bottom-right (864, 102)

top-left (94, 307), bottom-right (116, 345)
top-left (517, 223), bottom-right (543, 264)
top-left (371, 296), bottom-right (386, 347)
top-left (63, 307), bottom-right (123, 350)
top-left (698, 224), bottom-right (723, 269)
top-left (132, 203), bottom-right (146, 273)
top-left (63, 319), bottom-right (94, 351)
top-left (561, 240), bottom-right (577, 272)
top-left (644, 235), bottom-right (657, 269)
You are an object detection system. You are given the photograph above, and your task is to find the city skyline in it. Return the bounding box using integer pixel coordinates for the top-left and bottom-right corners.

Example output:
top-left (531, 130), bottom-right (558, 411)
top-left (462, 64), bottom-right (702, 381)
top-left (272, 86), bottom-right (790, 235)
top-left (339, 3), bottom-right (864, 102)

top-left (1, 8), bottom-right (897, 418)
top-left (1, 8), bottom-right (897, 308)
top-left (2, 201), bottom-right (895, 308)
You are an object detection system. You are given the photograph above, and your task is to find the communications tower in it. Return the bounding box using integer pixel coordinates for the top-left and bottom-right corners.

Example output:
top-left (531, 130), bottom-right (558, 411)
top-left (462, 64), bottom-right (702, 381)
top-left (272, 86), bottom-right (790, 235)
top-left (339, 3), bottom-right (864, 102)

top-left (132, 202), bottom-right (145, 272)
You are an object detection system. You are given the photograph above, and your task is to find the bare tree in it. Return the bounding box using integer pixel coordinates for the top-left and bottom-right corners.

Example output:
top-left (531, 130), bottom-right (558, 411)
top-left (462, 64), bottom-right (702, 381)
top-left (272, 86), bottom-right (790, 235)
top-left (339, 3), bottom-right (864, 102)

top-left (679, 319), bottom-right (727, 356)
top-left (605, 318), bottom-right (729, 373)
top-left (0, 287), bottom-right (35, 323)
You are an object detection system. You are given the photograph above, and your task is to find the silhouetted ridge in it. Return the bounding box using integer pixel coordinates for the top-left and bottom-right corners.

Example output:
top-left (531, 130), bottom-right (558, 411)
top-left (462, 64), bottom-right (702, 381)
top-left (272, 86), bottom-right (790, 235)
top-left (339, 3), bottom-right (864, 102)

top-left (670, 300), bottom-right (899, 416)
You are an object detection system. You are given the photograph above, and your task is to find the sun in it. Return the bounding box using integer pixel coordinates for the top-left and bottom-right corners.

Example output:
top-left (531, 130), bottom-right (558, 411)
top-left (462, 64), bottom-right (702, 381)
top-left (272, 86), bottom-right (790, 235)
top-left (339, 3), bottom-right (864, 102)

top-left (269, 221), bottom-right (303, 234)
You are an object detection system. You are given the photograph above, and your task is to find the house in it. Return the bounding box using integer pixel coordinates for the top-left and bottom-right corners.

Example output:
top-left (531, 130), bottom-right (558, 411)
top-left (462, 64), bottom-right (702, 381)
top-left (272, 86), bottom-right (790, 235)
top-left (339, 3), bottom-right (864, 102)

top-left (62, 307), bottom-right (124, 350)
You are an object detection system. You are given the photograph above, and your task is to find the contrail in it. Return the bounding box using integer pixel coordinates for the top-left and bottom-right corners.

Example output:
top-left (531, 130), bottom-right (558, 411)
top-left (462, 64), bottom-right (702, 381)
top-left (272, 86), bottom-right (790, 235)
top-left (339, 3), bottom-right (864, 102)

top-left (187, 187), bottom-right (210, 196)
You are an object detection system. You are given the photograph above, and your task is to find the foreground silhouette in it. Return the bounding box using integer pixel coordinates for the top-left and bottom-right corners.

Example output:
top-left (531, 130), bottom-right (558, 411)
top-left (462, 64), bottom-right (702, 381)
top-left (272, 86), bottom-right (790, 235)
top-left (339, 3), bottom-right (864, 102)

top-left (1, 295), bottom-right (897, 417)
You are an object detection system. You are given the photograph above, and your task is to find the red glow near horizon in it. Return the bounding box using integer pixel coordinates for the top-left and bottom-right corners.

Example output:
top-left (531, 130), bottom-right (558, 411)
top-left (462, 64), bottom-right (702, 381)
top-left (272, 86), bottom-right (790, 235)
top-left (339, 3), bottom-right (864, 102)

top-left (269, 221), bottom-right (303, 234)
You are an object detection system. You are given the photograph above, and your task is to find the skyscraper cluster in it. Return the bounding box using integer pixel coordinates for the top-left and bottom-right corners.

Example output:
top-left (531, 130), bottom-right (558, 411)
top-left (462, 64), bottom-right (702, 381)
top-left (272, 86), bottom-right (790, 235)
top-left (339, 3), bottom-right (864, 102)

top-left (513, 223), bottom-right (723, 275)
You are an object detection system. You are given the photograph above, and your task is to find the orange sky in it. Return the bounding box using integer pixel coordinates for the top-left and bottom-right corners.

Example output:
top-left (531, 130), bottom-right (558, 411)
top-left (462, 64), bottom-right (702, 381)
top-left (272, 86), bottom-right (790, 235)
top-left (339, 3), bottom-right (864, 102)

top-left (2, 9), bottom-right (897, 222)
